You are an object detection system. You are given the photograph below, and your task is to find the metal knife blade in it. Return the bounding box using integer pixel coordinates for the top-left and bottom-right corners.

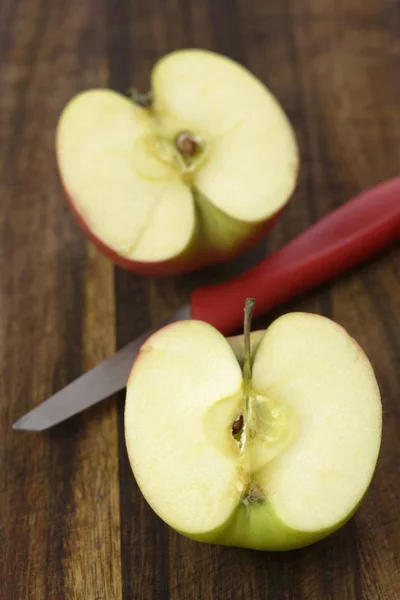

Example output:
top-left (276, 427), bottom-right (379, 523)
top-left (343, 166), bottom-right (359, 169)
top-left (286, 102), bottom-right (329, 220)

top-left (13, 305), bottom-right (191, 431)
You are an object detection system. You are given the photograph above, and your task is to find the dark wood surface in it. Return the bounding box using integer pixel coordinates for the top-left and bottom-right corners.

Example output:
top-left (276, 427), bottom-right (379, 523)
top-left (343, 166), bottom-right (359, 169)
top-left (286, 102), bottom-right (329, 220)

top-left (1, 0), bottom-right (399, 598)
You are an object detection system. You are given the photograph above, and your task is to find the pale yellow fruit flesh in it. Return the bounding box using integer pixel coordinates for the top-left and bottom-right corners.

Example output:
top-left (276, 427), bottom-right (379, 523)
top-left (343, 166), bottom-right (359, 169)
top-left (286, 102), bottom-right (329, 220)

top-left (125, 321), bottom-right (244, 534)
top-left (124, 314), bottom-right (381, 550)
top-left (252, 313), bottom-right (381, 534)
top-left (152, 50), bottom-right (299, 223)
top-left (57, 49), bottom-right (299, 263)
top-left (56, 90), bottom-right (195, 262)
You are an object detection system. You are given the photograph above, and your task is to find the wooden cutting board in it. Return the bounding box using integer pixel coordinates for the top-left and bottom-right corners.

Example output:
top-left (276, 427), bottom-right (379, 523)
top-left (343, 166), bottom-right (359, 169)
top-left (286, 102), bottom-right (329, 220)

top-left (1, 0), bottom-right (399, 598)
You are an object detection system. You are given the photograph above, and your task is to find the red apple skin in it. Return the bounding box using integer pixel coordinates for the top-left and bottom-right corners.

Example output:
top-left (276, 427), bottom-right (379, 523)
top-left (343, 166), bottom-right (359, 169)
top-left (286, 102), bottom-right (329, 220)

top-left (63, 184), bottom-right (288, 277)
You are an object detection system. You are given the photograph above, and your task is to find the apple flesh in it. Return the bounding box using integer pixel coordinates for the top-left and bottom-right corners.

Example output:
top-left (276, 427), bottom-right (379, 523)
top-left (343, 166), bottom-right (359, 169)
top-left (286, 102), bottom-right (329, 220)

top-left (56, 49), bottom-right (299, 275)
top-left (124, 311), bottom-right (382, 551)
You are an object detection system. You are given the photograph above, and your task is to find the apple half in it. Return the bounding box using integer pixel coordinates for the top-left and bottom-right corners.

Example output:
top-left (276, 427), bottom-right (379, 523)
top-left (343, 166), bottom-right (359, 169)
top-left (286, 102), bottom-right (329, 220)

top-left (125, 305), bottom-right (382, 551)
top-left (56, 49), bottom-right (299, 275)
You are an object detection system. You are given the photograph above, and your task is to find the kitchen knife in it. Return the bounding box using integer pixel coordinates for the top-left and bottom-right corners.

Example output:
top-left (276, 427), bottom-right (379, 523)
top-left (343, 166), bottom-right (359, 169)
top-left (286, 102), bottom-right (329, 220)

top-left (13, 177), bottom-right (400, 431)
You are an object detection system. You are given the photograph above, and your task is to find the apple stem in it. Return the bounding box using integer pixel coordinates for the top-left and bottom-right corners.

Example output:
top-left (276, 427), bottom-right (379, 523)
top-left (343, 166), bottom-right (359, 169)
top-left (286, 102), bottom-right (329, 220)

top-left (243, 298), bottom-right (256, 385)
top-left (242, 298), bottom-right (258, 442)
top-left (130, 89), bottom-right (153, 109)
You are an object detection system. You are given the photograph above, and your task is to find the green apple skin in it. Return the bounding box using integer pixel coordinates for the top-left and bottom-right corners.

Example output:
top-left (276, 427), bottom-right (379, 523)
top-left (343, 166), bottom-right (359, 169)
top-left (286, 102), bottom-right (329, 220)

top-left (166, 331), bottom-right (367, 551)
top-left (178, 496), bottom-right (362, 551)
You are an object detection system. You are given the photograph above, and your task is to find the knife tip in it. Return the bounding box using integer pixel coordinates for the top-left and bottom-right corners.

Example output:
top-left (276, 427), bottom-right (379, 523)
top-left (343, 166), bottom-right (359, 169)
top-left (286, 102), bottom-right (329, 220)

top-left (12, 415), bottom-right (46, 431)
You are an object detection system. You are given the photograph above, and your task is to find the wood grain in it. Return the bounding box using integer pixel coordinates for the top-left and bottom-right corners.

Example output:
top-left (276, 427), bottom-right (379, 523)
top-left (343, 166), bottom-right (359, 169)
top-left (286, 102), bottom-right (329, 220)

top-left (0, 0), bottom-right (399, 599)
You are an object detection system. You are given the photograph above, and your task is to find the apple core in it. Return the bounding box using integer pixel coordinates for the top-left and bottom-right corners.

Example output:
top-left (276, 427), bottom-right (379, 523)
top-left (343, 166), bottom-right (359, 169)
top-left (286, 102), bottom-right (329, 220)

top-left (226, 298), bottom-right (296, 502)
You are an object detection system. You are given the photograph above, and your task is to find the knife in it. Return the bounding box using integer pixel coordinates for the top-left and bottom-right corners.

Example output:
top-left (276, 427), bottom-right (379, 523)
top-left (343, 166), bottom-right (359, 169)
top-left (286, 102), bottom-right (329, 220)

top-left (13, 177), bottom-right (400, 431)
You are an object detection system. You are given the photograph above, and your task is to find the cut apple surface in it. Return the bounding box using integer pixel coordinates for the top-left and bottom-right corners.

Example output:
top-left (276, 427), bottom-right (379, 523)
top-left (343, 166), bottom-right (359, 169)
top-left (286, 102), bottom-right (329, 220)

top-left (125, 311), bottom-right (382, 551)
top-left (56, 49), bottom-right (299, 275)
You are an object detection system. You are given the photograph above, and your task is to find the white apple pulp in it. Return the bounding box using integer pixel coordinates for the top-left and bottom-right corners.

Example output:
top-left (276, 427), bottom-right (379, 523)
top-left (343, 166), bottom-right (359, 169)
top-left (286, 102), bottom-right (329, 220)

top-left (125, 314), bottom-right (382, 551)
top-left (56, 50), bottom-right (299, 272)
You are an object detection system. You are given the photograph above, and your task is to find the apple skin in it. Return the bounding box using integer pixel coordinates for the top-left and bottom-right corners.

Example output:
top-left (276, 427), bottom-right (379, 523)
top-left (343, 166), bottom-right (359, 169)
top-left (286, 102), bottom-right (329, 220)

top-left (63, 183), bottom-right (286, 276)
top-left (183, 494), bottom-right (363, 552)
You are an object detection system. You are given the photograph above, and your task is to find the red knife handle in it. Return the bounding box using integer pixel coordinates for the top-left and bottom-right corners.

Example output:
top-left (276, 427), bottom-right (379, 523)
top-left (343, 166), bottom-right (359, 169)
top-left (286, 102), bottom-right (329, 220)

top-left (191, 177), bottom-right (400, 335)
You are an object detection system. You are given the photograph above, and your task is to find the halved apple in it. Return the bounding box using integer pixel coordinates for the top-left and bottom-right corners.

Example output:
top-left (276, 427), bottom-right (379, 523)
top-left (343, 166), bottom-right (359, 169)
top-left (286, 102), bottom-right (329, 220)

top-left (56, 49), bottom-right (299, 275)
top-left (124, 306), bottom-right (382, 550)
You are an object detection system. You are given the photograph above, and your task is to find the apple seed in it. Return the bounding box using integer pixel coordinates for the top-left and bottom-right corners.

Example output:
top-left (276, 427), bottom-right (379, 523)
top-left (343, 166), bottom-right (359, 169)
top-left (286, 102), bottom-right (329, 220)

top-left (175, 131), bottom-right (199, 157)
top-left (232, 414), bottom-right (244, 436)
